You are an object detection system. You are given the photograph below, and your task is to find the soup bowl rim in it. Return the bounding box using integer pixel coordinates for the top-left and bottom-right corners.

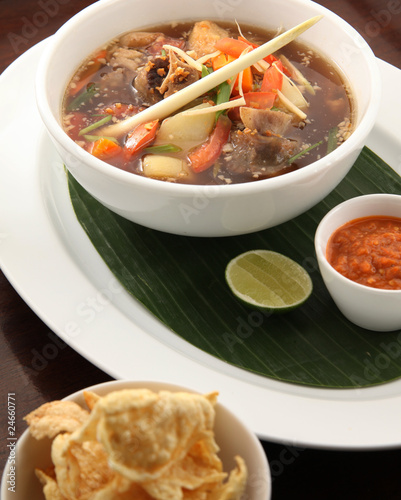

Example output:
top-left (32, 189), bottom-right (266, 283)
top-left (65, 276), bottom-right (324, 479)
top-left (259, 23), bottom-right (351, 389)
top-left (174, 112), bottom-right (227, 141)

top-left (35, 0), bottom-right (381, 196)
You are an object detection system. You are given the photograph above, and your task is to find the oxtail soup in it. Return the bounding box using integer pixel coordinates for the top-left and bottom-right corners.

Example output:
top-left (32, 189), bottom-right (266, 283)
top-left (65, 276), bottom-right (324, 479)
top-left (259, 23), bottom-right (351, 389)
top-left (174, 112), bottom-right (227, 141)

top-left (62, 20), bottom-right (354, 185)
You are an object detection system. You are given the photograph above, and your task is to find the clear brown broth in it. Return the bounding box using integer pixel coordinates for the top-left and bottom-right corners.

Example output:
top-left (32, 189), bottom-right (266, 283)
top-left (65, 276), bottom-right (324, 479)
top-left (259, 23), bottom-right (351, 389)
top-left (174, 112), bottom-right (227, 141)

top-left (62, 21), bottom-right (354, 185)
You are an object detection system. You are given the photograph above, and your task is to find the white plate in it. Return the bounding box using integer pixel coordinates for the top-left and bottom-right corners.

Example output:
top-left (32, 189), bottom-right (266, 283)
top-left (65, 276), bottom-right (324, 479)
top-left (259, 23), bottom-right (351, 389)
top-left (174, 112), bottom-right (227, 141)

top-left (1, 40), bottom-right (401, 450)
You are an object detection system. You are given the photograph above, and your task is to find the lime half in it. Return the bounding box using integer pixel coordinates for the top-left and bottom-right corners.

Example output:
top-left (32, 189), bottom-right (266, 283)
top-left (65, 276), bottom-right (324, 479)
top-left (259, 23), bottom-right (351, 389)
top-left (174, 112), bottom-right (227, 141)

top-left (225, 250), bottom-right (313, 312)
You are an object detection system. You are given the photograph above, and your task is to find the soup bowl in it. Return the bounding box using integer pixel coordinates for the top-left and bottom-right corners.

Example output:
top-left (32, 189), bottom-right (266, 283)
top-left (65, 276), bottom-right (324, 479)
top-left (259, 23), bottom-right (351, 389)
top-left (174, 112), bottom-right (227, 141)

top-left (36, 0), bottom-right (380, 237)
top-left (1, 380), bottom-right (271, 500)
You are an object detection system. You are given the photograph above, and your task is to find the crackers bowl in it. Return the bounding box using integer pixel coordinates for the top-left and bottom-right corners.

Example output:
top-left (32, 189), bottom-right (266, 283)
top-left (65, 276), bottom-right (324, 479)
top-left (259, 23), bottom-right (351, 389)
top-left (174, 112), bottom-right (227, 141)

top-left (1, 380), bottom-right (271, 499)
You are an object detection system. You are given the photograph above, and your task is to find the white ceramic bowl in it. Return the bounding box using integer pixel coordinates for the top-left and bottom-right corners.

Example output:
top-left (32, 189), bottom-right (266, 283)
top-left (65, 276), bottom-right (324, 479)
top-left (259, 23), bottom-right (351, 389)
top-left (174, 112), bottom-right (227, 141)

top-left (315, 194), bottom-right (401, 332)
top-left (1, 380), bottom-right (271, 500)
top-left (36, 0), bottom-right (381, 237)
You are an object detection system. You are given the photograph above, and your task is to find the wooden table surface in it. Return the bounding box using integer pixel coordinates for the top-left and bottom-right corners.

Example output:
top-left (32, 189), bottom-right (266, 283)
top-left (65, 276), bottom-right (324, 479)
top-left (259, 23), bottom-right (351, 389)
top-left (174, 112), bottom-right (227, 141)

top-left (1, 1), bottom-right (400, 498)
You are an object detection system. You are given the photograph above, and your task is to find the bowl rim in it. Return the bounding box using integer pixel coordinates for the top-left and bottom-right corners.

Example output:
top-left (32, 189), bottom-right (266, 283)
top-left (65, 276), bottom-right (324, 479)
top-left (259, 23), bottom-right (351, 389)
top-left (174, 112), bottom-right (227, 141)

top-left (314, 193), bottom-right (401, 295)
top-left (35, 0), bottom-right (381, 196)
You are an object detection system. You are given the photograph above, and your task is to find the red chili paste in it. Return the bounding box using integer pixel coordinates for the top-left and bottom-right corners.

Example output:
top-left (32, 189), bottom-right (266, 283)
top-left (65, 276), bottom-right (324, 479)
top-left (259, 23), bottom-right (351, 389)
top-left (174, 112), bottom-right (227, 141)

top-left (326, 216), bottom-right (401, 290)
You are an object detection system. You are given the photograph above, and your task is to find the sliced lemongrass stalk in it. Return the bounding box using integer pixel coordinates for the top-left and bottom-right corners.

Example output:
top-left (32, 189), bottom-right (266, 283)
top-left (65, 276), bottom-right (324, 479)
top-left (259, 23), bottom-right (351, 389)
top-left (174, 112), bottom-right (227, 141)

top-left (235, 19), bottom-right (246, 39)
top-left (162, 44), bottom-right (203, 72)
top-left (280, 54), bottom-right (315, 95)
top-left (234, 20), bottom-right (271, 73)
top-left (182, 96), bottom-right (246, 116)
top-left (254, 59), bottom-right (270, 72)
top-left (196, 50), bottom-right (221, 65)
top-left (237, 46), bottom-right (252, 97)
top-left (78, 115), bottom-right (112, 136)
top-left (99, 15), bottom-right (323, 137)
top-left (274, 62), bottom-right (309, 109)
top-left (277, 89), bottom-right (307, 120)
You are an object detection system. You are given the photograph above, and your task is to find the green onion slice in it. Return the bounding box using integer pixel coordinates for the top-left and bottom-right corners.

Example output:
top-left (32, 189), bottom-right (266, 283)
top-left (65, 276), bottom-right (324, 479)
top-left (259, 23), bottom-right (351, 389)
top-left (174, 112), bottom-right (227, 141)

top-left (79, 115), bottom-right (112, 136)
top-left (67, 83), bottom-right (98, 111)
top-left (288, 140), bottom-right (323, 164)
top-left (144, 144), bottom-right (182, 154)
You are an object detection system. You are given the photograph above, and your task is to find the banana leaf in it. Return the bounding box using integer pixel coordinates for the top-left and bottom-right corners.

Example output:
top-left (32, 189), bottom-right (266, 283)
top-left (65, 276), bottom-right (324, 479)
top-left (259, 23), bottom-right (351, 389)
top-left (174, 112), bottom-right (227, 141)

top-left (68, 147), bottom-right (401, 388)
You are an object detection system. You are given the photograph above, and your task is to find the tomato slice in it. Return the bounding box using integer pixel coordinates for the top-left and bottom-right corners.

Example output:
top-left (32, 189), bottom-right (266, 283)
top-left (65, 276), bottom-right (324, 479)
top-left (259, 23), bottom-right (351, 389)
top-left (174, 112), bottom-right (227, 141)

top-left (243, 91), bottom-right (277, 109)
top-left (214, 37), bottom-right (250, 58)
top-left (189, 115), bottom-right (232, 173)
top-left (228, 92), bottom-right (277, 121)
top-left (124, 120), bottom-right (159, 159)
top-left (261, 60), bottom-right (284, 92)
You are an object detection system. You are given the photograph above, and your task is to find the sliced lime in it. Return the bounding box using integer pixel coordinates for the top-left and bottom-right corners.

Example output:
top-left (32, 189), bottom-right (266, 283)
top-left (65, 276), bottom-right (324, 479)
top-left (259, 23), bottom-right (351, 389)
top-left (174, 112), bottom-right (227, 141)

top-left (225, 250), bottom-right (313, 312)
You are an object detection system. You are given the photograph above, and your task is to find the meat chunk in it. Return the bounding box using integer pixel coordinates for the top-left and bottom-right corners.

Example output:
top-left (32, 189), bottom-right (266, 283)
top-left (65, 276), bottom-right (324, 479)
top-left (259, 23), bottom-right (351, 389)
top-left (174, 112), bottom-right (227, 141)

top-left (110, 47), bottom-right (143, 72)
top-left (158, 49), bottom-right (199, 97)
top-left (100, 67), bottom-right (127, 91)
top-left (134, 50), bottom-right (199, 105)
top-left (225, 130), bottom-right (300, 176)
top-left (119, 31), bottom-right (161, 48)
top-left (133, 56), bottom-right (170, 105)
top-left (187, 20), bottom-right (229, 58)
top-left (240, 108), bottom-right (293, 136)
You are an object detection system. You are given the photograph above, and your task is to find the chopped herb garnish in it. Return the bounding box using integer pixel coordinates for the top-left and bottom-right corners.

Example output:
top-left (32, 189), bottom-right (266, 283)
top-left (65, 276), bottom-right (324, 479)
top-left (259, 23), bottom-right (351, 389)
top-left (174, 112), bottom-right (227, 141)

top-left (201, 64), bottom-right (213, 78)
top-left (144, 144), bottom-right (182, 154)
top-left (79, 115), bottom-right (112, 136)
top-left (215, 80), bottom-right (232, 106)
top-left (214, 80), bottom-right (232, 120)
top-left (67, 83), bottom-right (98, 111)
top-left (288, 140), bottom-right (323, 164)
top-left (327, 126), bottom-right (339, 154)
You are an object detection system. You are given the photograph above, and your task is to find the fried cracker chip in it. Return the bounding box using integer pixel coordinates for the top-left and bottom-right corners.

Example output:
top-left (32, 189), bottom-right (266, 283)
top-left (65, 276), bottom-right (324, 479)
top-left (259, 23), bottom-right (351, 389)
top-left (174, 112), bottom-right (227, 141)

top-left (35, 468), bottom-right (67, 500)
top-left (141, 437), bottom-right (227, 500)
top-left (52, 433), bottom-right (115, 500)
top-left (89, 475), bottom-right (154, 500)
top-left (83, 391), bottom-right (101, 411)
top-left (72, 389), bottom-right (217, 483)
top-left (209, 456), bottom-right (248, 500)
top-left (31, 389), bottom-right (249, 500)
top-left (25, 401), bottom-right (89, 440)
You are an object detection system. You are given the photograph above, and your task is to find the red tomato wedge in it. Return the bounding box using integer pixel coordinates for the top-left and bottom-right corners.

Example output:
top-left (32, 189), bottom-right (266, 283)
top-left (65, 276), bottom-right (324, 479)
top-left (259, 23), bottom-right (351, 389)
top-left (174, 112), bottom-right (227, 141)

top-left (261, 60), bottom-right (284, 92)
top-left (243, 91), bottom-right (277, 109)
top-left (214, 37), bottom-right (250, 58)
top-left (90, 138), bottom-right (122, 160)
top-left (237, 36), bottom-right (281, 66)
top-left (228, 92), bottom-right (276, 121)
top-left (124, 120), bottom-right (159, 159)
top-left (189, 115), bottom-right (232, 173)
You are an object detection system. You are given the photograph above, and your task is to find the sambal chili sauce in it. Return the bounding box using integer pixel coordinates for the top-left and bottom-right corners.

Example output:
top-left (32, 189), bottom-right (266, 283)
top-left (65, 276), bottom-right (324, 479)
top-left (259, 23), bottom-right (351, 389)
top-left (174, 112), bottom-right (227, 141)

top-left (326, 216), bottom-right (401, 290)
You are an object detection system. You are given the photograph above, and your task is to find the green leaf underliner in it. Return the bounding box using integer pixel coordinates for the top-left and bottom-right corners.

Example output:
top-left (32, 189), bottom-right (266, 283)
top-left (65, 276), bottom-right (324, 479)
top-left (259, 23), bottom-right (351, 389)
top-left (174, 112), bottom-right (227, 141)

top-left (68, 147), bottom-right (401, 388)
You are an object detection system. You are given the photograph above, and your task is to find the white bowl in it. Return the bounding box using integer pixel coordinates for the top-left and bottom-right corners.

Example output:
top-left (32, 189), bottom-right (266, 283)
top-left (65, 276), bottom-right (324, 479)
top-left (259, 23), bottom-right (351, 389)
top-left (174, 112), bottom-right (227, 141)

top-left (35, 0), bottom-right (381, 237)
top-left (1, 380), bottom-right (271, 500)
top-left (315, 194), bottom-right (401, 332)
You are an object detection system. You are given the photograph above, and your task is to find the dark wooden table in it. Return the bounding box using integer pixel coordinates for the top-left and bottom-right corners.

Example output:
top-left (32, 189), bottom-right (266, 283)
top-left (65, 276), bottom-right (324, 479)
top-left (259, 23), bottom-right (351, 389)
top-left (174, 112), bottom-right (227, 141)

top-left (1, 1), bottom-right (400, 498)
